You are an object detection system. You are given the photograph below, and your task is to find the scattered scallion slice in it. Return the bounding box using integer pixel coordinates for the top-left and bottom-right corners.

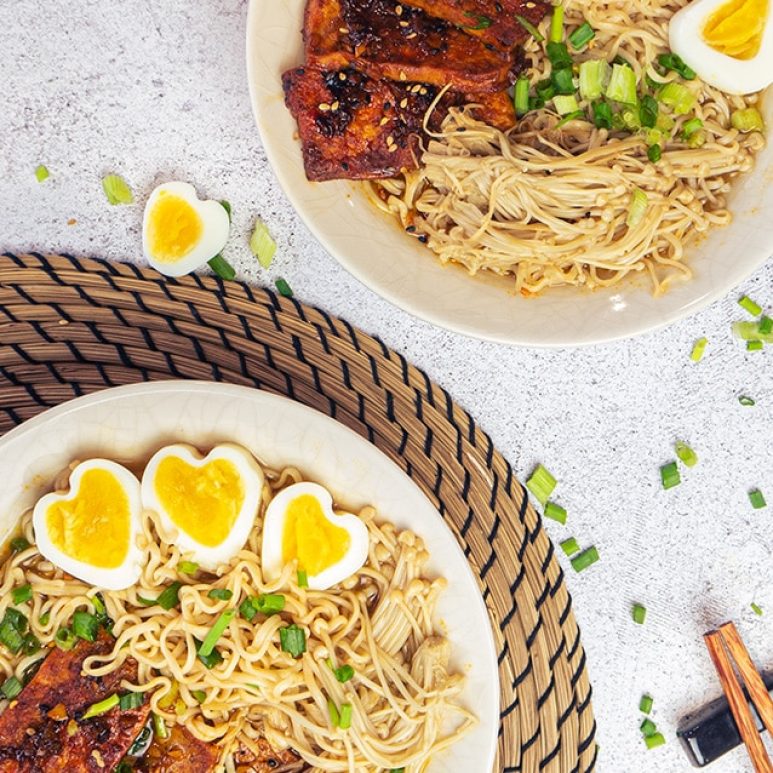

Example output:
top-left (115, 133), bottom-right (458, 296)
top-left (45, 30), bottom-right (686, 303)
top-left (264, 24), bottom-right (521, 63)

top-left (644, 732), bottom-right (666, 749)
top-left (749, 489), bottom-right (766, 509)
top-left (515, 14), bottom-right (544, 42)
top-left (738, 295), bottom-right (763, 317)
top-left (731, 107), bottom-right (764, 133)
top-left (207, 588), bottom-right (233, 601)
top-left (72, 611), bottom-right (98, 642)
top-left (571, 546), bottom-right (599, 573)
top-left (35, 165), bottom-right (49, 183)
top-left (208, 255), bottom-right (236, 281)
top-left (568, 21), bottom-right (594, 49)
top-left (647, 144), bottom-right (662, 163)
top-left (240, 593), bottom-right (285, 622)
top-left (640, 694), bottom-right (653, 714)
top-left (579, 60), bottom-right (609, 101)
top-left (751, 602), bottom-right (764, 616)
top-left (639, 95), bottom-right (659, 128)
top-left (9, 536), bottom-right (30, 553)
top-left (738, 395), bottom-right (755, 407)
top-left (526, 464), bottom-right (557, 505)
top-left (549, 3), bottom-right (564, 42)
top-left (605, 63), bottom-right (637, 105)
top-left (536, 78), bottom-right (556, 102)
top-left (153, 712), bottom-right (170, 740)
top-left (38, 612), bottom-right (50, 627)
top-left (275, 278), bottom-right (293, 298)
top-left (544, 501), bottom-right (567, 524)
top-left (659, 82), bottom-right (696, 115)
top-left (657, 52), bottom-right (696, 79)
top-left (250, 218), bottom-right (277, 269)
top-left (1, 675), bottom-right (22, 700)
top-left (179, 560), bottom-right (199, 575)
top-left (553, 94), bottom-right (579, 115)
top-left (546, 41), bottom-right (572, 69)
top-left (632, 603), bottom-right (647, 625)
top-left (464, 12), bottom-right (492, 29)
top-left (12, 585), bottom-right (32, 605)
top-left (297, 570), bottom-right (309, 588)
top-left (732, 321), bottom-right (773, 343)
top-left (560, 537), bottom-right (580, 556)
top-left (220, 200), bottom-right (232, 222)
top-left (660, 461), bottom-right (680, 490)
top-left (199, 610), bottom-right (235, 658)
top-left (82, 693), bottom-right (120, 719)
top-left (592, 100), bottom-right (613, 129)
top-left (690, 337), bottom-right (708, 362)
top-left (681, 117), bottom-right (703, 138)
top-left (119, 691), bottom-right (145, 710)
top-left (101, 174), bottom-right (134, 205)
top-left (195, 638), bottom-right (224, 669)
top-left (514, 78), bottom-right (530, 117)
top-left (334, 664), bottom-right (355, 683)
top-left (138, 581), bottom-right (182, 611)
top-left (555, 110), bottom-right (586, 128)
top-left (626, 188), bottom-right (648, 227)
top-left (192, 689), bottom-right (206, 703)
top-left (747, 340), bottom-right (764, 351)
top-left (279, 624), bottom-right (306, 658)
top-left (640, 718), bottom-right (658, 737)
top-left (327, 698), bottom-right (340, 728)
top-left (339, 702), bottom-right (353, 730)
top-left (22, 633), bottom-right (40, 655)
top-left (551, 67), bottom-right (575, 95)
top-left (675, 441), bottom-right (698, 468)
top-left (759, 316), bottom-right (773, 335)
top-left (54, 626), bottom-right (76, 651)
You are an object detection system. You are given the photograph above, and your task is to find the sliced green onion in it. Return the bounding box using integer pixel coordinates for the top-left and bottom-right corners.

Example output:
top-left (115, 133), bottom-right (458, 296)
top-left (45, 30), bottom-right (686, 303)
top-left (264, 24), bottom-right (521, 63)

top-left (514, 78), bottom-right (530, 117)
top-left (568, 21), bottom-right (595, 49)
top-left (389, 769), bottom-right (406, 773)
top-left (535, 78), bottom-right (556, 102)
top-left (657, 52), bottom-right (696, 79)
top-left (546, 41), bottom-right (572, 69)
top-left (35, 165), bottom-right (50, 183)
top-left (38, 612), bottom-right (50, 627)
top-left (674, 441), bottom-right (698, 468)
top-left (279, 624), bottom-right (307, 658)
top-left (119, 691), bottom-right (145, 710)
top-left (731, 107), bottom-right (764, 133)
top-left (555, 110), bottom-right (586, 128)
top-left (12, 585), bottom-right (32, 605)
top-left (640, 694), bottom-right (653, 714)
top-left (571, 546), bottom-right (599, 573)
top-left (199, 610), bottom-right (235, 658)
top-left (605, 64), bottom-right (637, 105)
top-left (72, 611), bottom-right (98, 642)
top-left (647, 144), bottom-right (662, 163)
top-left (195, 639), bottom-right (224, 670)
top-left (738, 395), bottom-right (755, 406)
top-left (297, 570), bottom-right (309, 588)
top-left (644, 732), bottom-right (666, 749)
top-left (10, 537), bottom-right (30, 553)
top-left (327, 698), bottom-right (340, 728)
top-left (738, 295), bottom-right (763, 317)
top-left (690, 336), bottom-right (708, 362)
top-left (240, 593), bottom-right (285, 621)
top-left (681, 117), bottom-right (703, 138)
top-left (759, 316), bottom-right (773, 335)
top-left (192, 689), bottom-right (207, 703)
top-left (553, 94), bottom-right (579, 115)
top-left (686, 129), bottom-right (706, 148)
top-left (544, 501), bottom-right (567, 524)
top-left (220, 200), bottom-right (232, 222)
top-left (732, 321), bottom-right (773, 343)
top-left (1, 675), bottom-right (22, 700)
top-left (747, 340), bottom-right (764, 351)
top-left (515, 14), bottom-right (544, 42)
top-left (153, 712), bottom-right (170, 740)
top-left (640, 718), bottom-right (658, 737)
top-left (101, 174), bottom-right (134, 205)
top-left (626, 188), bottom-right (648, 227)
top-left (82, 693), bottom-right (119, 720)
top-left (549, 3), bottom-right (564, 42)
top-left (560, 537), bottom-right (580, 556)
top-left (464, 12), bottom-right (492, 29)
top-left (639, 95), bottom-right (659, 128)
top-left (138, 581), bottom-right (182, 611)
top-left (207, 588), bottom-right (233, 601)
top-left (592, 100), bottom-right (613, 129)
top-left (579, 60), bottom-right (609, 101)
top-left (751, 602), bottom-right (764, 616)
top-left (620, 108), bottom-right (641, 131)
top-left (208, 255), bottom-right (236, 281)
top-left (275, 278), bottom-right (293, 298)
top-left (526, 464), bottom-right (557, 505)
top-left (659, 82), bottom-right (696, 115)
top-left (54, 626), bottom-right (76, 651)
top-left (660, 461), bottom-right (680, 490)
top-left (632, 603), bottom-right (647, 625)
top-left (749, 489), bottom-right (766, 509)
top-left (250, 218), bottom-right (277, 269)
top-left (334, 664), bottom-right (355, 683)
top-left (22, 633), bottom-right (40, 655)
top-left (339, 702), bottom-right (353, 730)
top-left (551, 67), bottom-right (575, 96)
top-left (179, 560), bottom-right (199, 575)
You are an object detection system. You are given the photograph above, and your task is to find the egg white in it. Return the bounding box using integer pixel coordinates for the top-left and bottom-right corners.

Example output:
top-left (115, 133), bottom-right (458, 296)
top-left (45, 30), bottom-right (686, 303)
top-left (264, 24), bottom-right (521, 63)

top-left (32, 459), bottom-right (144, 591)
top-left (261, 482), bottom-right (369, 591)
top-left (669, 0), bottom-right (773, 94)
top-left (142, 181), bottom-right (230, 277)
top-left (141, 443), bottom-right (264, 570)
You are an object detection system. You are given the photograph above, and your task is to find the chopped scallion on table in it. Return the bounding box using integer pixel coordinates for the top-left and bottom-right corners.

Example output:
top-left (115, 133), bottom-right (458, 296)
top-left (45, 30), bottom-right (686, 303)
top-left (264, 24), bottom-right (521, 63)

top-left (82, 693), bottom-right (120, 719)
top-left (675, 441), bottom-right (698, 467)
top-left (220, 200), bottom-right (232, 221)
top-left (632, 603), bottom-right (647, 625)
top-left (208, 255), bottom-right (236, 281)
top-left (738, 395), bottom-right (755, 406)
top-left (690, 337), bottom-right (708, 362)
top-left (732, 321), bottom-right (773, 343)
top-left (526, 464), bottom-right (557, 505)
top-left (571, 546), bottom-right (599, 573)
top-left (759, 316), bottom-right (773, 335)
top-left (560, 537), bottom-right (580, 556)
top-left (640, 718), bottom-right (657, 737)
top-left (660, 461), bottom-right (680, 490)
top-left (275, 278), bottom-right (293, 298)
top-left (102, 174), bottom-right (134, 205)
top-left (35, 165), bottom-right (49, 183)
top-left (644, 732), bottom-right (666, 749)
top-left (738, 295), bottom-right (762, 316)
top-left (549, 3), bottom-right (564, 42)
top-left (640, 694), bottom-right (653, 714)
top-left (279, 624), bottom-right (306, 658)
top-left (751, 602), bottom-right (764, 616)
top-left (199, 610), bottom-right (235, 657)
top-left (746, 340), bottom-right (764, 351)
top-left (12, 585), bottom-right (32, 605)
top-left (749, 489), bottom-right (766, 509)
top-left (568, 21), bottom-right (594, 49)
top-left (544, 501), bottom-right (567, 524)
top-left (250, 218), bottom-right (276, 269)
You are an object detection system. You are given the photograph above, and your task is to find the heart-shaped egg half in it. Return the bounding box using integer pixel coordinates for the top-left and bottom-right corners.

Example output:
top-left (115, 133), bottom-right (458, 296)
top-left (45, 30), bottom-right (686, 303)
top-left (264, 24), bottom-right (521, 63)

top-left (142, 181), bottom-right (230, 277)
top-left (261, 482), bottom-right (369, 590)
top-left (32, 459), bottom-right (144, 590)
top-left (669, 0), bottom-right (773, 94)
top-left (141, 443), bottom-right (264, 570)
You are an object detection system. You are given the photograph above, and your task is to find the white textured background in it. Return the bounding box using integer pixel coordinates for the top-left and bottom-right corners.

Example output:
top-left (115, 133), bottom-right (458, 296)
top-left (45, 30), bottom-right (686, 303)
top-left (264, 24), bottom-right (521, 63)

top-left (1, 2), bottom-right (771, 771)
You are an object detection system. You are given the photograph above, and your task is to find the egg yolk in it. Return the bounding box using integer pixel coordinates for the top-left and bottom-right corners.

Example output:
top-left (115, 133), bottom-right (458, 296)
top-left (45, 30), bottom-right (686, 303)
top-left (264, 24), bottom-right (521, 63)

top-left (147, 191), bottom-right (203, 262)
top-left (281, 495), bottom-right (351, 577)
top-left (154, 457), bottom-right (245, 547)
top-left (703, 0), bottom-right (768, 59)
top-left (46, 469), bottom-right (130, 569)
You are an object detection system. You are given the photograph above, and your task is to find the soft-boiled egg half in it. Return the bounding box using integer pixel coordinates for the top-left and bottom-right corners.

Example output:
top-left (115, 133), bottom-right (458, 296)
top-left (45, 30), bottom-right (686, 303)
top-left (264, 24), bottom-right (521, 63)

top-left (142, 182), bottom-right (230, 276)
top-left (33, 460), bottom-right (144, 590)
top-left (261, 482), bottom-right (369, 591)
top-left (141, 443), bottom-right (264, 570)
top-left (670, 0), bottom-right (773, 94)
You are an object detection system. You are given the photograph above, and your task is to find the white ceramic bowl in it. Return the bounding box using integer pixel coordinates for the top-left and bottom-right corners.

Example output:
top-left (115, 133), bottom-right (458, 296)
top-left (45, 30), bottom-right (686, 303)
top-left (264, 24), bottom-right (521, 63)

top-left (0, 381), bottom-right (499, 772)
top-left (246, 0), bottom-right (772, 346)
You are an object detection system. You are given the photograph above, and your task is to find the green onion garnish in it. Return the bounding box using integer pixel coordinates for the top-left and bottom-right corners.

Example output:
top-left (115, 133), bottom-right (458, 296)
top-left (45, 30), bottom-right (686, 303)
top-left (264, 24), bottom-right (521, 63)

top-left (657, 52), bottom-right (696, 79)
top-left (732, 321), bottom-right (773, 343)
top-left (279, 624), bottom-right (306, 658)
top-left (639, 95), bottom-right (659, 128)
top-left (179, 560), bottom-right (199, 575)
top-left (559, 537), bottom-right (580, 556)
top-left (515, 14), bottom-right (544, 42)
top-left (749, 489), bottom-right (766, 509)
top-left (605, 63), bottom-right (637, 105)
top-left (119, 691), bottom-right (145, 710)
top-left (220, 200), bottom-right (232, 222)
top-left (738, 295), bottom-right (763, 317)
top-left (549, 3), bottom-right (564, 42)
top-left (647, 144), bottom-right (662, 163)
top-left (660, 461), bottom-right (680, 490)
top-left (626, 188), bottom-right (648, 227)
top-left (153, 712), bottom-right (169, 740)
top-left (239, 593), bottom-right (285, 621)
top-left (327, 698), bottom-right (340, 727)
top-left (568, 21), bottom-right (594, 49)
top-left (275, 278), bottom-right (293, 298)
top-left (250, 218), bottom-right (277, 269)
top-left (82, 693), bottom-right (119, 719)
top-left (544, 501), bottom-right (567, 524)
top-left (632, 603), bottom-right (647, 625)
top-left (195, 639), bottom-right (224, 670)
top-left (640, 718), bottom-right (658, 737)
top-left (198, 609), bottom-right (235, 658)
top-left (297, 570), bottom-right (309, 588)
top-left (738, 395), bottom-right (755, 406)
top-left (9, 536), bottom-right (30, 553)
top-left (644, 732), bottom-right (666, 749)
top-left (747, 340), bottom-right (764, 351)
top-left (334, 664), bottom-right (355, 683)
top-left (675, 441), bottom-right (698, 468)
top-left (526, 464), bottom-right (557, 505)
top-left (101, 174), bottom-right (134, 206)
top-left (555, 110), bottom-right (586, 128)
top-left (571, 546), bottom-right (599, 573)
top-left (22, 633), bottom-right (40, 655)
top-left (659, 82), bottom-right (696, 115)
top-left (551, 67), bottom-right (575, 96)
top-left (514, 78), bottom-right (530, 117)
top-left (751, 602), bottom-right (764, 616)
top-left (759, 316), bottom-right (773, 335)
top-left (536, 78), bottom-right (556, 102)
top-left (731, 107), bottom-right (764, 133)
top-left (339, 702), bottom-right (353, 730)
top-left (54, 627), bottom-right (76, 651)
top-left (72, 610), bottom-right (98, 642)
top-left (553, 94), bottom-right (579, 115)
top-left (35, 165), bottom-right (50, 183)
top-left (578, 60), bottom-right (609, 101)
top-left (592, 100), bottom-right (613, 129)
top-left (389, 769), bottom-right (406, 773)
top-left (464, 12), bottom-right (493, 29)
top-left (208, 255), bottom-right (236, 281)
top-left (640, 694), bottom-right (653, 714)
top-left (138, 581), bottom-right (182, 611)
top-left (38, 612), bottom-right (50, 627)
top-left (690, 337), bottom-right (708, 362)
top-left (192, 689), bottom-right (206, 703)
top-left (208, 588), bottom-right (233, 601)
top-left (546, 41), bottom-right (572, 70)
top-left (12, 585), bottom-right (32, 605)
top-left (1, 675), bottom-right (22, 700)
top-left (681, 117), bottom-right (703, 138)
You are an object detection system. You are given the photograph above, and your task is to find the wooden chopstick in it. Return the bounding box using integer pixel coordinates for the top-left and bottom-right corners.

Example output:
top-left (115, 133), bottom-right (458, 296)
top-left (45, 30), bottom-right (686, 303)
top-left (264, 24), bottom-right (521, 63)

top-left (704, 622), bottom-right (773, 773)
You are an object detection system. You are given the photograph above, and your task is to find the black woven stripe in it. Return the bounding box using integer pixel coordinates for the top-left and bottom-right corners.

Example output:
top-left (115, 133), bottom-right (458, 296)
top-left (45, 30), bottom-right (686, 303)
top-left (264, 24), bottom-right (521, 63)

top-left (460, 509), bottom-right (474, 538)
top-left (512, 657), bottom-right (533, 688)
top-left (521, 726), bottom-right (540, 754)
top-left (525, 615), bottom-right (543, 649)
top-left (537, 673), bottom-right (556, 709)
top-left (497, 638), bottom-right (510, 665)
top-left (577, 720), bottom-right (597, 755)
top-left (571, 651), bottom-right (588, 689)
top-left (539, 739), bottom-right (562, 770)
top-left (549, 636), bottom-right (566, 670)
top-left (566, 628), bottom-right (581, 662)
top-left (499, 693), bottom-right (520, 720)
top-left (557, 693), bottom-right (577, 729)
top-left (534, 579), bottom-right (551, 611)
top-left (1, 406), bottom-right (22, 426)
top-left (577, 684), bottom-right (593, 714)
top-left (550, 565), bottom-right (566, 597)
top-left (541, 539), bottom-right (555, 573)
top-left (583, 742), bottom-right (599, 773)
top-left (489, 471), bottom-right (499, 509)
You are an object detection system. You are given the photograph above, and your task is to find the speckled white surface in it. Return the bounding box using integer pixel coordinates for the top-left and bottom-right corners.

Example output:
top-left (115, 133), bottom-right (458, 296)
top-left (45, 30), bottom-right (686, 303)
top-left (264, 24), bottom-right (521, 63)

top-left (0, 2), bottom-right (771, 771)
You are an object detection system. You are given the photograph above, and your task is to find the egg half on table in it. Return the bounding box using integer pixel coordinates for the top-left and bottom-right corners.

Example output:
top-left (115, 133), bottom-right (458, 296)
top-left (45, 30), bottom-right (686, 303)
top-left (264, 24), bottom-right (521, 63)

top-left (32, 459), bottom-right (144, 590)
top-left (141, 443), bottom-right (264, 570)
top-left (142, 181), bottom-right (230, 277)
top-left (261, 482), bottom-right (369, 590)
top-left (670, 0), bottom-right (773, 93)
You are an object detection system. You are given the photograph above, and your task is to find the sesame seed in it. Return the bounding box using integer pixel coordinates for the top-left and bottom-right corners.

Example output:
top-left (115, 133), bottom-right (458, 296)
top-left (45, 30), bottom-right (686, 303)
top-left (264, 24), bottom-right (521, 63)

top-left (318, 102), bottom-right (331, 111)
top-left (399, 20), bottom-right (409, 26)
top-left (380, 116), bottom-right (389, 125)
top-left (400, 98), bottom-right (408, 108)
top-left (411, 84), bottom-right (422, 93)
top-left (419, 87), bottom-right (428, 95)
top-left (331, 100), bottom-right (340, 111)
top-left (399, 71), bottom-right (407, 80)
top-left (388, 145), bottom-right (398, 153)
top-left (395, 4), bottom-right (403, 14)
top-left (406, 32), bottom-right (417, 38)
top-left (338, 72), bottom-right (347, 81)
top-left (526, 2), bottom-right (535, 6)
top-left (339, 26), bottom-right (348, 33)
top-left (387, 135), bottom-right (395, 145)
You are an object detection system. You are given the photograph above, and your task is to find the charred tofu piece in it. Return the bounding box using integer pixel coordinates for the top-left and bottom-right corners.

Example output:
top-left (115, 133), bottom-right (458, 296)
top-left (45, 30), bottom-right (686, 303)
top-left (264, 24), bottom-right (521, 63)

top-left (0, 633), bottom-right (150, 773)
top-left (455, 89), bottom-right (516, 130)
top-left (131, 723), bottom-right (219, 772)
top-left (233, 736), bottom-right (305, 772)
top-left (304, 0), bottom-right (516, 92)
top-left (398, 0), bottom-right (550, 49)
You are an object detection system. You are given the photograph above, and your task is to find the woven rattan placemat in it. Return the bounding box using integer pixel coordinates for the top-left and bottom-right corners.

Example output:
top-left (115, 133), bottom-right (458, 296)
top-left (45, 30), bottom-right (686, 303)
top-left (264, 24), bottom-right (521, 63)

top-left (0, 253), bottom-right (596, 772)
